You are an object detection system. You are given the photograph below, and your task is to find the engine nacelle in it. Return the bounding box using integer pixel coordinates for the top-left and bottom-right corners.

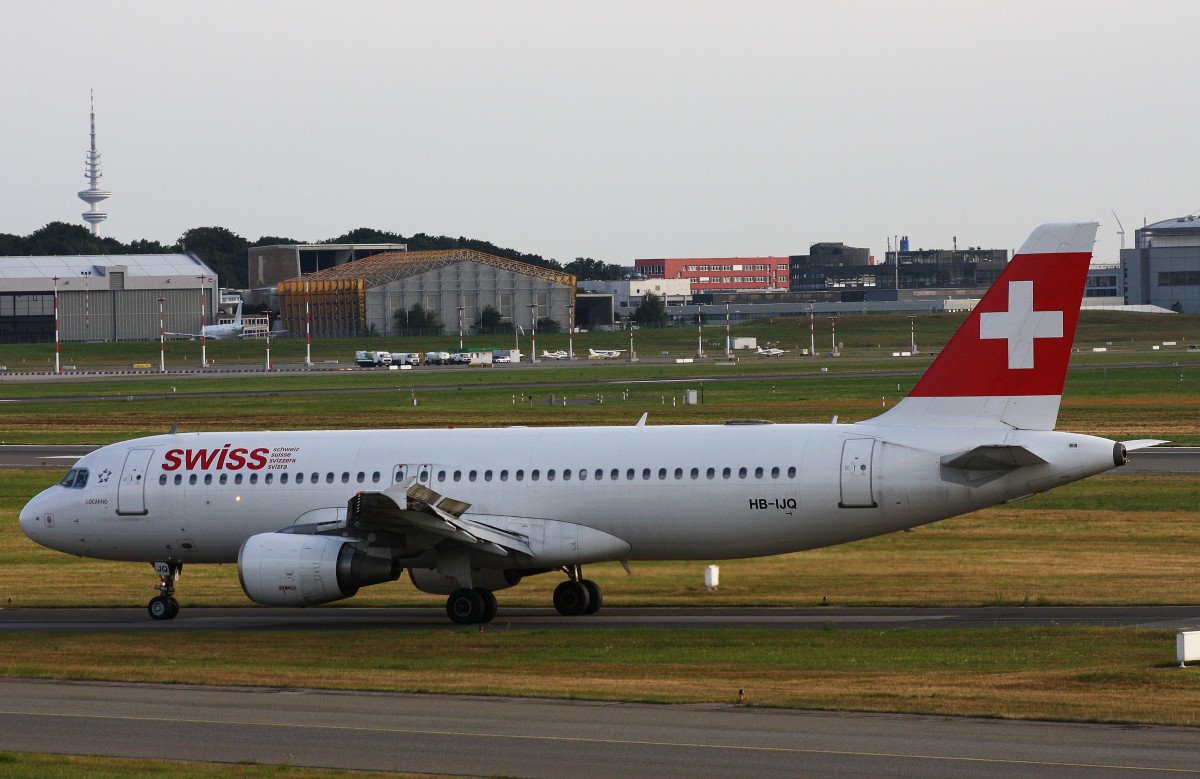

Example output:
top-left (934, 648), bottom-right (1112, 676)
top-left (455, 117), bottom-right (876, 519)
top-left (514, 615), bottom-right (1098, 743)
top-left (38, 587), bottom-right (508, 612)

top-left (408, 566), bottom-right (524, 595)
top-left (239, 532), bottom-right (400, 607)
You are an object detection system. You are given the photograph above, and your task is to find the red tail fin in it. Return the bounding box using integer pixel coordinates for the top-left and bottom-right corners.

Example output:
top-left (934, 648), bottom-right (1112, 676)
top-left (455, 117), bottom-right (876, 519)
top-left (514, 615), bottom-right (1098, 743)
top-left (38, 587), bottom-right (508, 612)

top-left (869, 223), bottom-right (1097, 431)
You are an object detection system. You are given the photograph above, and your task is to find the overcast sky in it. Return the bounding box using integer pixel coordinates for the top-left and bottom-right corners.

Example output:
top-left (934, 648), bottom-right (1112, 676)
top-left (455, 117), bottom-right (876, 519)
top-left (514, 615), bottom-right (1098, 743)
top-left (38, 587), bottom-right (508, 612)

top-left (4, 1), bottom-right (1196, 265)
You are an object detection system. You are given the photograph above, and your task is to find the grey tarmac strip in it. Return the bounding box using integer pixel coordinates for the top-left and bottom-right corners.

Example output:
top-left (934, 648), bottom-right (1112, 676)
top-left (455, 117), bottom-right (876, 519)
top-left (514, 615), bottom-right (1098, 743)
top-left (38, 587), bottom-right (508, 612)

top-left (0, 678), bottom-right (1197, 778)
top-left (2, 605), bottom-right (1200, 632)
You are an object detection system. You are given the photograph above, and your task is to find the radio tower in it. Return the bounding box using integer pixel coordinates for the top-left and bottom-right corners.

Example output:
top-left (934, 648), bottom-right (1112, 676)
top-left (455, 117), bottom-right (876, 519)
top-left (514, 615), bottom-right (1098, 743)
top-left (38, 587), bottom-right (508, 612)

top-left (78, 91), bottom-right (110, 235)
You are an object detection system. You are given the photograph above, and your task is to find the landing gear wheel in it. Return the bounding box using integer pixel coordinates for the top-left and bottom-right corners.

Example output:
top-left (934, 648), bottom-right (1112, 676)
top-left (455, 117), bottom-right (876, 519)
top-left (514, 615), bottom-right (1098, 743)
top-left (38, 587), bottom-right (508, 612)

top-left (446, 588), bottom-right (486, 624)
top-left (474, 587), bottom-right (498, 624)
top-left (553, 580), bottom-right (591, 616)
top-left (147, 595), bottom-right (177, 621)
top-left (580, 579), bottom-right (603, 615)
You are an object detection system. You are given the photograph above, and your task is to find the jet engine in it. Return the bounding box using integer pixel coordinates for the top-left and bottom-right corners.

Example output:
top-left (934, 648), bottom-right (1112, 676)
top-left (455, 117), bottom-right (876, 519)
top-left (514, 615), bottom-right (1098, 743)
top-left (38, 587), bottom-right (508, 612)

top-left (238, 532), bottom-right (400, 607)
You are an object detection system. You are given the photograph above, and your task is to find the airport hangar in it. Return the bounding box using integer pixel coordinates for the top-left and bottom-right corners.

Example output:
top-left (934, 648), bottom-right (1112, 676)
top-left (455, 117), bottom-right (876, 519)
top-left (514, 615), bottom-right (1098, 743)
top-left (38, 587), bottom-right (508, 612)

top-left (275, 249), bottom-right (589, 338)
top-left (0, 253), bottom-right (219, 344)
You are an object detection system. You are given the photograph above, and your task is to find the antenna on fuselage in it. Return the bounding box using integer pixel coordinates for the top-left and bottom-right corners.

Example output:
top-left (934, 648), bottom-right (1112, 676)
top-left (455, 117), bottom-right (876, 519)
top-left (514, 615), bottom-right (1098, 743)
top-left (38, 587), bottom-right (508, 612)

top-left (168, 421), bottom-right (178, 435)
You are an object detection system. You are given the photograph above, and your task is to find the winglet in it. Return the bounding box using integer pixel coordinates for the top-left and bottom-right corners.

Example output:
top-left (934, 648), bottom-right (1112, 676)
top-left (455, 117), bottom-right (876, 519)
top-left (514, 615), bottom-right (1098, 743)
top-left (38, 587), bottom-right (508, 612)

top-left (636, 413), bottom-right (648, 427)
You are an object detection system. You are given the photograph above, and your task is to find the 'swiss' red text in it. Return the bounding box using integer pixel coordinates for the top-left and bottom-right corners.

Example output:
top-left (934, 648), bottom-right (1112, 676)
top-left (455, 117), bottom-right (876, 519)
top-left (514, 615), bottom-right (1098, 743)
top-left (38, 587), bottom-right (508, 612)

top-left (162, 446), bottom-right (269, 471)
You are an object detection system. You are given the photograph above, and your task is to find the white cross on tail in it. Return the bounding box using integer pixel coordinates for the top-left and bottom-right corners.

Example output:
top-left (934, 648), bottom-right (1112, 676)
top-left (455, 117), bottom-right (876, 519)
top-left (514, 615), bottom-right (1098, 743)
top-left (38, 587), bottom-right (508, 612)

top-left (979, 280), bottom-right (1063, 370)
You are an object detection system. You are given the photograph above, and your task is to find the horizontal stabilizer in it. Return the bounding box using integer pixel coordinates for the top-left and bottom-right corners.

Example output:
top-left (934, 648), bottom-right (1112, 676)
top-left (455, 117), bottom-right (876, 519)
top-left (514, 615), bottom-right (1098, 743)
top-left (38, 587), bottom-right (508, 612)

top-left (941, 445), bottom-right (1048, 471)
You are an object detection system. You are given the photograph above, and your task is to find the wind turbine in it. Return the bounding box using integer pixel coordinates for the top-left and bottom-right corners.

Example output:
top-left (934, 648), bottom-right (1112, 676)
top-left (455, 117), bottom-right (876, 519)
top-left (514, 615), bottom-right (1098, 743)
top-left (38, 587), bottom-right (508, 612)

top-left (1111, 210), bottom-right (1126, 252)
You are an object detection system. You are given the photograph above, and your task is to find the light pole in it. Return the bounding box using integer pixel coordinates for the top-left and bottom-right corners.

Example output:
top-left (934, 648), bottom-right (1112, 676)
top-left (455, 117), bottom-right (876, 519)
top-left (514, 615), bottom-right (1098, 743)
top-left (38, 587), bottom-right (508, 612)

top-left (197, 275), bottom-right (207, 367)
top-left (52, 276), bottom-right (61, 374)
top-left (808, 305), bottom-right (816, 357)
top-left (696, 308), bottom-right (704, 358)
top-left (908, 315), bottom-right (917, 354)
top-left (567, 303), bottom-right (574, 360)
top-left (458, 305), bottom-right (464, 351)
top-left (530, 303), bottom-right (538, 362)
top-left (724, 302), bottom-right (731, 359)
top-left (830, 316), bottom-right (838, 357)
top-left (81, 270), bottom-right (91, 332)
top-left (158, 297), bottom-right (166, 373)
top-left (304, 280), bottom-right (312, 367)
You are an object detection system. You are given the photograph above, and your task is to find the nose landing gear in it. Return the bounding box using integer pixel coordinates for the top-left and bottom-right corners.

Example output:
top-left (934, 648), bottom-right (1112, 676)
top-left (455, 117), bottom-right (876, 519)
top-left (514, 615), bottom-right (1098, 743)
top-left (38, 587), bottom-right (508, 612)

top-left (148, 561), bottom-right (181, 621)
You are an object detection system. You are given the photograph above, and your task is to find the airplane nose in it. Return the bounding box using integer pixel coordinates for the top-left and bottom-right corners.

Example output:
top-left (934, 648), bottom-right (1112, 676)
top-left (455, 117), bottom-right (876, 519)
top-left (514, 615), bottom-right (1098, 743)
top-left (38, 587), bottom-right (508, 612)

top-left (18, 495), bottom-right (43, 540)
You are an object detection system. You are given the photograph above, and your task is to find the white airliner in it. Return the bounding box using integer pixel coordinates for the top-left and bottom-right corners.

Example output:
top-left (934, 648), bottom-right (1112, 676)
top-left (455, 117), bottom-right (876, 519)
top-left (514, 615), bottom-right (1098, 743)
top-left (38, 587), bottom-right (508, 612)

top-left (542, 350), bottom-right (569, 360)
top-left (756, 346), bottom-right (788, 357)
top-left (168, 301), bottom-right (245, 340)
top-left (588, 348), bottom-right (626, 359)
top-left (19, 223), bottom-right (1164, 625)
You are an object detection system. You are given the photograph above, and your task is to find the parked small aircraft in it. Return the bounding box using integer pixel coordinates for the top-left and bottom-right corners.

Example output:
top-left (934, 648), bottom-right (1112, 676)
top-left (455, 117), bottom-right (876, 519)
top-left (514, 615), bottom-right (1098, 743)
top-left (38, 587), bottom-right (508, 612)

top-left (542, 350), bottom-right (569, 360)
top-left (588, 348), bottom-right (626, 359)
top-left (756, 346), bottom-right (788, 357)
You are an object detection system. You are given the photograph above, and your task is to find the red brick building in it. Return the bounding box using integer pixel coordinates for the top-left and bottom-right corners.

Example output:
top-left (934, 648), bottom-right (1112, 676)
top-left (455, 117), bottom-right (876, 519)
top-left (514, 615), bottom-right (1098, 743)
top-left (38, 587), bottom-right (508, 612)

top-left (633, 257), bottom-right (790, 292)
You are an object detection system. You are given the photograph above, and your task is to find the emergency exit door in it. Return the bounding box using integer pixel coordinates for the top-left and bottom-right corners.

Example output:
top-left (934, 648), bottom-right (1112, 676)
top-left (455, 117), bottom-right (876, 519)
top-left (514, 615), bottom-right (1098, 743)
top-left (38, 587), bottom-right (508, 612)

top-left (838, 438), bottom-right (877, 509)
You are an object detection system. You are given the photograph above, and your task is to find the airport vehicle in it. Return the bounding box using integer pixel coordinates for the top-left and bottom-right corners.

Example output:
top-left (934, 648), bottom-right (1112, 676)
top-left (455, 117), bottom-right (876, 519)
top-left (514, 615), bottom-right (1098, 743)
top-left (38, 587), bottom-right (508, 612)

top-left (588, 348), bottom-right (627, 359)
top-left (756, 346), bottom-right (788, 357)
top-left (390, 353), bottom-right (422, 367)
top-left (354, 351), bottom-right (393, 368)
top-left (542, 350), bottom-right (569, 360)
top-left (167, 301), bottom-right (247, 340)
top-left (424, 351), bottom-right (451, 365)
top-left (20, 223), bottom-right (1162, 625)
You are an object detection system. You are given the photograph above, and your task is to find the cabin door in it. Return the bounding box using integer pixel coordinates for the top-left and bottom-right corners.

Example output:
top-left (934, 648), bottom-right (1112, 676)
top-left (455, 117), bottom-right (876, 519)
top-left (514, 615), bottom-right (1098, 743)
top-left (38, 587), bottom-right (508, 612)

top-left (116, 447), bottom-right (155, 516)
top-left (838, 438), bottom-right (877, 509)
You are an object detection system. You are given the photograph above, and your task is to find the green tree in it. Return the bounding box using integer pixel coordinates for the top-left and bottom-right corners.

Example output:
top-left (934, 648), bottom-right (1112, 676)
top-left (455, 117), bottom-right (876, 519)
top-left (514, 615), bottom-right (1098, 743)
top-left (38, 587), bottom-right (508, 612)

top-left (177, 227), bottom-right (250, 288)
top-left (26, 222), bottom-right (108, 255)
top-left (564, 257), bottom-right (624, 280)
top-left (536, 316), bottom-right (561, 334)
top-left (395, 303), bottom-right (442, 335)
top-left (633, 291), bottom-right (668, 328)
top-left (478, 305), bottom-right (514, 333)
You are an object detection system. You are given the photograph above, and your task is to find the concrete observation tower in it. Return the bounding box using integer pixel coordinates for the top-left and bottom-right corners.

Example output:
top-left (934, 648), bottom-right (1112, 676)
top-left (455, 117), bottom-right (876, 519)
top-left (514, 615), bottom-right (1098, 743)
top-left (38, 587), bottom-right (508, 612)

top-left (78, 91), bottom-right (110, 235)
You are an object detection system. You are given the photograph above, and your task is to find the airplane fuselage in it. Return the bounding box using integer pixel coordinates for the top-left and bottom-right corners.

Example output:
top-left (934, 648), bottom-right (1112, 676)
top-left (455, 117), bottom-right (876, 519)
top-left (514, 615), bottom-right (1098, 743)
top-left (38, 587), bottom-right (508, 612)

top-left (20, 423), bottom-right (1119, 568)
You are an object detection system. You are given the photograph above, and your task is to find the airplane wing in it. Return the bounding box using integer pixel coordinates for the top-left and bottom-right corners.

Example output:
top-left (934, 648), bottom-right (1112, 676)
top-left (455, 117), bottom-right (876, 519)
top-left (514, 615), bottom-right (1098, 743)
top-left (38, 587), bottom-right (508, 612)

top-left (348, 478), bottom-right (533, 557)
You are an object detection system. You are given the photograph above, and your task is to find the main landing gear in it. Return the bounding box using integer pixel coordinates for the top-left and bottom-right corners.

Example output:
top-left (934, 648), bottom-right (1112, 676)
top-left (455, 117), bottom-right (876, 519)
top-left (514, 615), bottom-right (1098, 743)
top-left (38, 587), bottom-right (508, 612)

top-left (553, 565), bottom-right (602, 617)
top-left (445, 587), bottom-right (498, 625)
top-left (148, 561), bottom-right (181, 621)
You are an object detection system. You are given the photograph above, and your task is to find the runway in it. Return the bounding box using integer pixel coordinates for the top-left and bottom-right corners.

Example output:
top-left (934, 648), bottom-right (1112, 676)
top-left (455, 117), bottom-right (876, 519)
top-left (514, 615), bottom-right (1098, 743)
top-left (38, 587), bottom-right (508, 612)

top-left (3, 605), bottom-right (1199, 632)
top-left (0, 678), bottom-right (1196, 777)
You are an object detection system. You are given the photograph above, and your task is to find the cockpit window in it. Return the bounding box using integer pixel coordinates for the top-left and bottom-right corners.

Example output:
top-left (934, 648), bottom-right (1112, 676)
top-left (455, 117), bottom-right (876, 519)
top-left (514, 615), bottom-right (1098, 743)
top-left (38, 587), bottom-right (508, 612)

top-left (58, 468), bottom-right (89, 489)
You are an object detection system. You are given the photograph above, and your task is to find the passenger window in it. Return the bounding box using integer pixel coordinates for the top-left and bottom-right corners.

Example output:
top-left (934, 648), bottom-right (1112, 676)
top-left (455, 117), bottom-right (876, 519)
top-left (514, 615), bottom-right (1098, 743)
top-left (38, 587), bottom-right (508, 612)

top-left (203, 474), bottom-right (213, 485)
top-left (580, 469), bottom-right (588, 481)
top-left (771, 467), bottom-right (780, 479)
top-left (787, 466), bottom-right (797, 478)
top-left (722, 467), bottom-right (732, 479)
top-left (642, 468), bottom-right (651, 480)
top-left (372, 472), bottom-right (381, 483)
top-left (754, 467), bottom-right (763, 479)
top-left (516, 469), bottom-right (524, 481)
top-left (341, 472), bottom-right (349, 483)
top-left (500, 470), bottom-right (508, 481)
top-left (484, 470), bottom-right (493, 482)
top-left (235, 473), bottom-right (243, 484)
top-left (311, 472), bottom-right (318, 483)
top-left (356, 472), bottom-right (364, 483)
top-left (706, 467), bottom-right (715, 479)
top-left (250, 473), bottom-right (259, 484)
top-left (690, 468), bottom-right (699, 479)
top-left (609, 469), bottom-right (618, 480)
top-left (658, 468), bottom-right (667, 480)
top-left (453, 470), bottom-right (462, 482)
top-left (437, 470), bottom-right (446, 482)
top-left (674, 468), bottom-right (683, 479)
top-left (267, 473), bottom-right (276, 484)
top-left (469, 470), bottom-right (477, 482)
top-left (325, 473), bottom-right (333, 484)
top-left (174, 474), bottom-right (182, 485)
top-left (281, 473), bottom-right (288, 484)
top-left (297, 473), bottom-right (305, 484)
top-left (531, 470), bottom-right (539, 481)
top-left (625, 469), bottom-right (633, 480)
top-left (220, 473), bottom-right (229, 485)
top-left (596, 469), bottom-right (604, 480)
top-left (738, 467), bottom-right (748, 479)
top-left (159, 474), bottom-right (167, 485)
top-left (189, 474), bottom-right (198, 485)
top-left (547, 470), bottom-right (556, 481)
top-left (563, 470), bottom-right (572, 482)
